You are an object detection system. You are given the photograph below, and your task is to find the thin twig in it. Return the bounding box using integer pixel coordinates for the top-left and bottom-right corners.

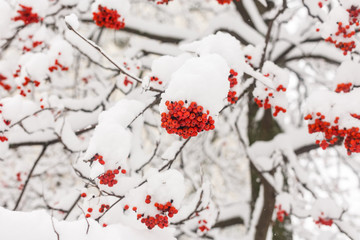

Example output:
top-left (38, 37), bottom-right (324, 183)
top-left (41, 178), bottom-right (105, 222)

top-left (13, 145), bottom-right (48, 210)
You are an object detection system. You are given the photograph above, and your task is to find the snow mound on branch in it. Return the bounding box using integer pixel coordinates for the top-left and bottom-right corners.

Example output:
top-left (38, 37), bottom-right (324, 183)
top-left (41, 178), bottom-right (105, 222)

top-left (65, 14), bottom-right (80, 30)
top-left (159, 54), bottom-right (229, 117)
top-left (98, 99), bottom-right (144, 128)
top-left (180, 31), bottom-right (245, 75)
top-left (85, 123), bottom-right (132, 169)
top-left (305, 89), bottom-right (360, 129)
top-left (333, 61), bottom-right (360, 87)
top-left (311, 199), bottom-right (342, 219)
top-left (122, 169), bottom-right (185, 220)
top-left (0, 207), bottom-right (176, 240)
top-left (339, 0), bottom-right (359, 9)
top-left (150, 53), bottom-right (192, 87)
top-left (0, 0), bottom-right (11, 39)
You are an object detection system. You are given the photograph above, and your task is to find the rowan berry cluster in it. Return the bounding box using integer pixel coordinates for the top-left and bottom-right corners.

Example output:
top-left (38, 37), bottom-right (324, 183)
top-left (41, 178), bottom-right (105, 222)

top-left (49, 55), bottom-right (69, 72)
top-left (140, 201), bottom-right (178, 229)
top-left (315, 212), bottom-right (333, 226)
top-left (254, 75), bottom-right (287, 117)
top-left (325, 22), bottom-right (357, 55)
top-left (92, 5), bottom-right (125, 30)
top-left (123, 76), bottom-right (133, 87)
top-left (13, 4), bottom-right (42, 25)
top-left (227, 69), bottom-right (239, 104)
top-left (150, 76), bottom-right (163, 85)
top-left (161, 100), bottom-right (215, 139)
top-left (305, 112), bottom-right (360, 155)
top-left (275, 205), bottom-right (288, 223)
top-left (335, 83), bottom-right (352, 93)
top-left (217, 0), bottom-right (240, 4)
top-left (16, 172), bottom-right (22, 182)
top-left (198, 220), bottom-right (209, 232)
top-left (348, 5), bottom-right (360, 25)
top-left (151, 0), bottom-right (173, 4)
top-left (98, 168), bottom-right (126, 187)
top-left (245, 55), bottom-right (253, 67)
top-left (0, 136), bottom-right (8, 142)
top-left (0, 74), bottom-right (11, 91)
top-left (91, 153), bottom-right (105, 165)
top-left (17, 76), bottom-right (40, 97)
top-left (317, 0), bottom-right (328, 8)
top-left (99, 204), bottom-right (110, 213)
top-left (123, 196), bottom-right (179, 230)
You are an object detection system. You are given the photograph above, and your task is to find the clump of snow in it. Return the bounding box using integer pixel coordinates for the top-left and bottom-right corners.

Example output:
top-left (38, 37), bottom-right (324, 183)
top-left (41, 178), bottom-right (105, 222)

top-left (311, 199), bottom-right (342, 219)
top-left (65, 14), bottom-right (80, 30)
top-left (159, 54), bottom-right (229, 117)
top-left (181, 31), bottom-right (245, 76)
top-left (0, 0), bottom-right (11, 39)
top-left (149, 53), bottom-right (192, 88)
top-left (333, 60), bottom-right (360, 87)
top-left (339, 0), bottom-right (359, 9)
top-left (0, 207), bottom-right (176, 240)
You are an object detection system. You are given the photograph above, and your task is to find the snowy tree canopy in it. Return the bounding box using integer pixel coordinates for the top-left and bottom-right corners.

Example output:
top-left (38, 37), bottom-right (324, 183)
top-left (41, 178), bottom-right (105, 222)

top-left (1, 0), bottom-right (360, 239)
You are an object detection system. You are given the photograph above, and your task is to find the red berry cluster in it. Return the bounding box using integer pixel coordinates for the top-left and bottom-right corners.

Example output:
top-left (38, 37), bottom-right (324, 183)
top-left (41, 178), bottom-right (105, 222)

top-left (98, 167), bottom-right (126, 187)
top-left (348, 5), bottom-right (360, 25)
top-left (0, 74), bottom-right (11, 91)
top-left (317, 0), bottom-right (328, 8)
top-left (305, 112), bottom-right (360, 155)
top-left (13, 4), bottom-right (42, 25)
top-left (254, 76), bottom-right (287, 117)
top-left (245, 55), bottom-right (253, 67)
top-left (123, 76), bottom-right (133, 86)
top-left (13, 65), bottom-right (21, 78)
top-left (0, 136), bottom-right (9, 142)
top-left (150, 0), bottom-right (174, 4)
top-left (124, 196), bottom-right (179, 230)
top-left (23, 40), bottom-right (43, 52)
top-left (351, 113), bottom-right (360, 120)
top-left (275, 205), bottom-right (288, 223)
top-left (91, 153), bottom-right (105, 165)
top-left (227, 69), bottom-right (238, 104)
top-left (81, 193), bottom-right (87, 198)
top-left (325, 22), bottom-right (357, 55)
top-left (16, 172), bottom-right (22, 182)
top-left (161, 101), bottom-right (215, 139)
top-left (150, 76), bottom-right (163, 85)
top-left (99, 204), bottom-right (110, 213)
top-left (17, 76), bottom-right (40, 97)
top-left (198, 220), bottom-right (209, 232)
top-left (314, 213), bottom-right (333, 226)
top-left (154, 201), bottom-right (178, 217)
top-left (145, 195), bottom-right (151, 204)
top-left (93, 5), bottom-right (125, 30)
top-left (217, 0), bottom-right (240, 4)
top-left (140, 201), bottom-right (178, 229)
top-left (335, 83), bottom-right (352, 93)
top-left (49, 56), bottom-right (69, 72)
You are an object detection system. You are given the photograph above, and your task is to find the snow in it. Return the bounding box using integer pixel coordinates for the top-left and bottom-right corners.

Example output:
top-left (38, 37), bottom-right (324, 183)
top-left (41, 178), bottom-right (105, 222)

top-left (0, 0), bottom-right (11, 40)
top-left (159, 54), bottom-right (230, 117)
top-left (65, 14), bottom-right (80, 30)
top-left (0, 207), bottom-right (176, 240)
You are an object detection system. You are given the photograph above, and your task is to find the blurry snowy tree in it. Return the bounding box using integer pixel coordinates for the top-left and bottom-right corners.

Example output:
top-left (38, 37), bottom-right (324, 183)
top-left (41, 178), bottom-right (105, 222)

top-left (1, 0), bottom-right (360, 239)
